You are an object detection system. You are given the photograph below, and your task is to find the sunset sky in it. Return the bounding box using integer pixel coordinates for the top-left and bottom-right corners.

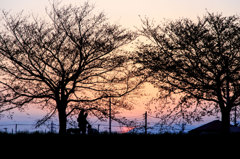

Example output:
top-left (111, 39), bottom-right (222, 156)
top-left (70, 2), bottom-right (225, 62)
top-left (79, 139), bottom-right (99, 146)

top-left (0, 0), bottom-right (239, 132)
top-left (1, 0), bottom-right (240, 28)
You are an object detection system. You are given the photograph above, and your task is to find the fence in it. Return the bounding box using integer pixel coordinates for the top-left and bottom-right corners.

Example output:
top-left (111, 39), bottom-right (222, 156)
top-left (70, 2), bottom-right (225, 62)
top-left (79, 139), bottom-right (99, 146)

top-left (0, 123), bottom-right (58, 134)
top-left (0, 112), bottom-right (194, 134)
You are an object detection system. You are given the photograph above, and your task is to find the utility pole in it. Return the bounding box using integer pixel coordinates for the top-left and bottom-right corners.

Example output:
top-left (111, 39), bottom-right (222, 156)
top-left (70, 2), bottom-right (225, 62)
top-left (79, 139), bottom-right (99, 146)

top-left (144, 111), bottom-right (147, 135)
top-left (98, 124), bottom-right (100, 132)
top-left (15, 124), bottom-right (18, 134)
top-left (109, 96), bottom-right (112, 134)
top-left (234, 106), bottom-right (237, 126)
top-left (51, 121), bottom-right (54, 133)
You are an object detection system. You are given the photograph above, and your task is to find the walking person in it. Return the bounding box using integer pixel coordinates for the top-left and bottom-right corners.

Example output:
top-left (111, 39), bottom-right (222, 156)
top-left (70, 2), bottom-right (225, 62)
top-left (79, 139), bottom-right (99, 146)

top-left (77, 109), bottom-right (89, 135)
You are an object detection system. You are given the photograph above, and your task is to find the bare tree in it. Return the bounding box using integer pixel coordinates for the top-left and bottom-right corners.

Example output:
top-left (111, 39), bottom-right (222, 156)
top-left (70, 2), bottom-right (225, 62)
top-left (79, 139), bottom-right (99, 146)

top-left (0, 2), bottom-right (140, 134)
top-left (134, 13), bottom-right (240, 133)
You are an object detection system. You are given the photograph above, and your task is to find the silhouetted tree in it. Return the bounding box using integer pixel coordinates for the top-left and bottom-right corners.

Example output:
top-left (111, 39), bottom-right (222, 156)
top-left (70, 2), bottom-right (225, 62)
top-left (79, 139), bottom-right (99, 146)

top-left (0, 2), bottom-right (139, 134)
top-left (135, 13), bottom-right (240, 133)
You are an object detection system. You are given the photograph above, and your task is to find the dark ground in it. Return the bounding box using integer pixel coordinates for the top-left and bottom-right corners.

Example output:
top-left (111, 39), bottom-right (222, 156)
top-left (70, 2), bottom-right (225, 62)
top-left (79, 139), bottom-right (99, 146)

top-left (0, 132), bottom-right (239, 157)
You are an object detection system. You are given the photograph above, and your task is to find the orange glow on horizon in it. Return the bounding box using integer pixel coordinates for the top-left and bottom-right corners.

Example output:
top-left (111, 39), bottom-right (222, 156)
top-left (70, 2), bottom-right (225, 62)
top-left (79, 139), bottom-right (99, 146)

top-left (120, 126), bottom-right (135, 133)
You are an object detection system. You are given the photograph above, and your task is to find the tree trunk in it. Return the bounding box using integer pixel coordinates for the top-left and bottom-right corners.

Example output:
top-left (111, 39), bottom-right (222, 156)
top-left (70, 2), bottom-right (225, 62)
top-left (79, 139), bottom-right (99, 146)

top-left (58, 106), bottom-right (67, 134)
top-left (221, 108), bottom-right (231, 134)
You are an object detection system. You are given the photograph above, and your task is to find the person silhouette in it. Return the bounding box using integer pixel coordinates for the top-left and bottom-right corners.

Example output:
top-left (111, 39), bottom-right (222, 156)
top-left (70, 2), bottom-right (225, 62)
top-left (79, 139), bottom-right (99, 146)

top-left (77, 109), bottom-right (88, 135)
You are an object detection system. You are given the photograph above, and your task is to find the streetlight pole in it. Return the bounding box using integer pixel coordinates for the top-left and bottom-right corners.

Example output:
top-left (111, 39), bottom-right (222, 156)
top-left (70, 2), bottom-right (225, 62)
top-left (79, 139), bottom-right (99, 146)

top-left (109, 96), bottom-right (112, 134)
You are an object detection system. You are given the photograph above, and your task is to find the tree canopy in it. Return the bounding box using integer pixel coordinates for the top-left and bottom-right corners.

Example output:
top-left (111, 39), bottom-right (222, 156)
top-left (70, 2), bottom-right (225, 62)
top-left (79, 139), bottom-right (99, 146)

top-left (0, 2), bottom-right (140, 133)
top-left (135, 13), bottom-right (240, 132)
